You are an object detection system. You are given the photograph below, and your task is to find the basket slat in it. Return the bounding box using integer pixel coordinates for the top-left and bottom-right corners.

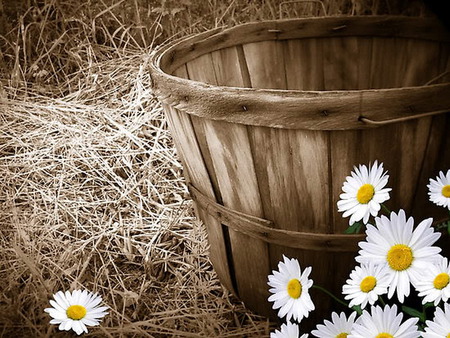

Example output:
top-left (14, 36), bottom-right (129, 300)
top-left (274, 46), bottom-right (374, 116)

top-left (163, 104), bottom-right (235, 295)
top-left (284, 38), bottom-right (324, 90)
top-left (243, 40), bottom-right (287, 89)
top-left (357, 37), bottom-right (373, 89)
top-left (323, 37), bottom-right (359, 90)
top-left (186, 52), bottom-right (272, 315)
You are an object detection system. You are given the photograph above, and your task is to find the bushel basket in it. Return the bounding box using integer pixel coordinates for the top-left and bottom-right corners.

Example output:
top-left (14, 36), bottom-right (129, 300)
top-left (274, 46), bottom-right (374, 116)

top-left (149, 16), bottom-right (450, 325)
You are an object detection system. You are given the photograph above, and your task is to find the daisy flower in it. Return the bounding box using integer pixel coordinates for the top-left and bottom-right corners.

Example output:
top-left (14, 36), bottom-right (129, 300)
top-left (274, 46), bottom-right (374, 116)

top-left (337, 161), bottom-right (391, 226)
top-left (355, 209), bottom-right (442, 303)
top-left (349, 304), bottom-right (420, 338)
top-left (44, 289), bottom-right (108, 335)
top-left (423, 302), bottom-right (450, 338)
top-left (428, 169), bottom-right (450, 209)
top-left (270, 321), bottom-right (304, 338)
top-left (311, 311), bottom-right (357, 338)
top-left (342, 262), bottom-right (390, 309)
top-left (268, 255), bottom-right (315, 322)
top-left (415, 256), bottom-right (450, 305)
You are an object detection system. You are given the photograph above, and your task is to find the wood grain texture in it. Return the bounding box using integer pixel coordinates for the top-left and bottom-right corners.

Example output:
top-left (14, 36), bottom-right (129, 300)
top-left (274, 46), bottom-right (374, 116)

top-left (323, 37), bottom-right (359, 90)
top-left (241, 39), bottom-right (344, 327)
top-left (284, 38), bottom-right (324, 90)
top-left (162, 105), bottom-right (234, 294)
top-left (150, 64), bottom-right (450, 130)
top-left (186, 51), bottom-right (272, 316)
top-left (159, 16), bottom-right (450, 74)
top-left (243, 41), bottom-right (287, 90)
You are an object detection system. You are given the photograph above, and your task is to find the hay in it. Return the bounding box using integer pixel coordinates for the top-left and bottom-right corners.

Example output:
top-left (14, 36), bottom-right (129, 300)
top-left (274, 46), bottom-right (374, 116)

top-left (0, 0), bottom-right (435, 337)
top-left (0, 52), bottom-right (272, 336)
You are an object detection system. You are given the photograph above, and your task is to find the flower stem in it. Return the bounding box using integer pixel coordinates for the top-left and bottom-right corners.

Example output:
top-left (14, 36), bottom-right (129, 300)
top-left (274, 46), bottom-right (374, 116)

top-left (381, 203), bottom-right (391, 215)
top-left (312, 285), bottom-right (348, 309)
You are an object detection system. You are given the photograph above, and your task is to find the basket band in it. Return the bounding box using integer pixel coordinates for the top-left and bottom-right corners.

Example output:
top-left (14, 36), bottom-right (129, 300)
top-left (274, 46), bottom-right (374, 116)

top-left (188, 183), bottom-right (364, 252)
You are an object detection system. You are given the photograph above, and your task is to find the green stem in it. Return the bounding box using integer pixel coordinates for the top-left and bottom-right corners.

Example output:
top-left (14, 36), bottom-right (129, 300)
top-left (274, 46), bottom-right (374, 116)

top-left (378, 295), bottom-right (386, 306)
top-left (381, 203), bottom-right (391, 215)
top-left (312, 285), bottom-right (349, 309)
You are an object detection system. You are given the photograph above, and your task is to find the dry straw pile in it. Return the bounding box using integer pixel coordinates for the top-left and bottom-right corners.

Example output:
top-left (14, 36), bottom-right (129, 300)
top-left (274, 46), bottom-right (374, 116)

top-left (0, 0), bottom-right (433, 337)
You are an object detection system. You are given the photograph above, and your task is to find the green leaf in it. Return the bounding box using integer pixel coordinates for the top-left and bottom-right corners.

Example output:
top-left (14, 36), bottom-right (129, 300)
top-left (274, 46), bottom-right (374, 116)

top-left (344, 222), bottom-right (363, 234)
top-left (351, 304), bottom-right (362, 315)
top-left (402, 305), bottom-right (425, 322)
top-left (423, 302), bottom-right (435, 309)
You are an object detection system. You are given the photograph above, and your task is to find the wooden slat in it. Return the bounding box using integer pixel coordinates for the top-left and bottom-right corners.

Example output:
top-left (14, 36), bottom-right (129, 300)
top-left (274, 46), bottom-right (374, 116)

top-left (369, 37), bottom-right (399, 88)
top-left (323, 37), bottom-right (359, 90)
top-left (163, 66), bottom-right (234, 293)
top-left (243, 40), bottom-right (338, 327)
top-left (186, 51), bottom-right (272, 316)
top-left (243, 41), bottom-right (287, 89)
top-left (402, 39), bottom-right (441, 87)
top-left (284, 38), bottom-right (324, 90)
top-left (204, 119), bottom-right (272, 316)
top-left (410, 114), bottom-right (449, 221)
top-left (357, 37), bottom-right (373, 90)
top-left (210, 47), bottom-right (245, 87)
top-left (401, 39), bottom-right (447, 221)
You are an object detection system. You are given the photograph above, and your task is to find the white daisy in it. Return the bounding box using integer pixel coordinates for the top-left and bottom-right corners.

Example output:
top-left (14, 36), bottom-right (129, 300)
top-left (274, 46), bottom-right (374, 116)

top-left (311, 311), bottom-right (357, 338)
top-left (268, 255), bottom-right (315, 322)
top-left (349, 304), bottom-right (420, 338)
top-left (270, 322), bottom-right (300, 338)
top-left (423, 302), bottom-right (450, 338)
top-left (415, 256), bottom-right (450, 306)
top-left (428, 169), bottom-right (450, 209)
top-left (337, 161), bottom-right (391, 225)
top-left (342, 262), bottom-right (390, 309)
top-left (355, 209), bottom-right (442, 303)
top-left (44, 289), bottom-right (108, 335)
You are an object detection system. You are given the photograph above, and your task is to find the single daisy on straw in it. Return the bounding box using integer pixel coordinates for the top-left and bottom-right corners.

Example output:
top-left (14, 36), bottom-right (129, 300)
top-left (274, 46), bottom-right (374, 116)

top-left (337, 161), bottom-right (391, 226)
top-left (268, 255), bottom-right (315, 322)
top-left (422, 302), bottom-right (450, 338)
top-left (270, 321), bottom-right (307, 338)
top-left (349, 304), bottom-right (420, 338)
top-left (355, 209), bottom-right (442, 303)
top-left (44, 289), bottom-right (108, 335)
top-left (415, 256), bottom-right (450, 306)
top-left (311, 311), bottom-right (357, 338)
top-left (342, 262), bottom-right (390, 309)
top-left (428, 169), bottom-right (450, 209)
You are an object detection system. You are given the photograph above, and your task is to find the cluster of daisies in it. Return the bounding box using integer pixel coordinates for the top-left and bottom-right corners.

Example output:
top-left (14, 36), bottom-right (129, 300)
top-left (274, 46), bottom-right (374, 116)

top-left (268, 163), bottom-right (450, 338)
top-left (41, 164), bottom-right (450, 336)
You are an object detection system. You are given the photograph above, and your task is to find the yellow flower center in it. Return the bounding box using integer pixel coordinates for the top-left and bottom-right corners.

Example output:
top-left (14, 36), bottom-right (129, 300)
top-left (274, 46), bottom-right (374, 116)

top-left (442, 185), bottom-right (450, 198)
top-left (360, 276), bottom-right (377, 293)
top-left (287, 278), bottom-right (302, 299)
top-left (376, 333), bottom-right (393, 338)
top-left (357, 184), bottom-right (375, 204)
top-left (433, 273), bottom-right (450, 290)
top-left (446, 334), bottom-right (450, 338)
top-left (66, 305), bottom-right (87, 320)
top-left (387, 244), bottom-right (413, 271)
top-left (336, 333), bottom-right (348, 338)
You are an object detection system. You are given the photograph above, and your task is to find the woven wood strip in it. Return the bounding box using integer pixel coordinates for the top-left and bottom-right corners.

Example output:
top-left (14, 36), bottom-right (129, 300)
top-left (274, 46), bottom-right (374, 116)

top-left (188, 183), bottom-right (364, 252)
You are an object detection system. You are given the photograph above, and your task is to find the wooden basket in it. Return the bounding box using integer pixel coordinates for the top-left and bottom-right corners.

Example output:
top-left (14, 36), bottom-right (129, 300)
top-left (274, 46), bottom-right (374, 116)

top-left (149, 16), bottom-right (450, 325)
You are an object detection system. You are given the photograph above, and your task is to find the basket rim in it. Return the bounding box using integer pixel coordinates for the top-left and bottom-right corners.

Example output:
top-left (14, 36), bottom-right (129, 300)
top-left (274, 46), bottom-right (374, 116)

top-left (149, 15), bottom-right (450, 130)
